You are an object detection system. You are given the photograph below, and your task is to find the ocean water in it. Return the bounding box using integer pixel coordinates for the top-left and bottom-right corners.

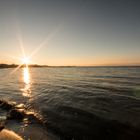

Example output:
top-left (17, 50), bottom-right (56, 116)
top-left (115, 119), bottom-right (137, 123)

top-left (0, 66), bottom-right (140, 140)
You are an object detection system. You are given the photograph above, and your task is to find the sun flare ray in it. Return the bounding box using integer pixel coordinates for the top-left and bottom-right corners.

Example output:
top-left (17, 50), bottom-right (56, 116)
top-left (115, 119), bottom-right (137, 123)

top-left (10, 64), bottom-right (23, 75)
top-left (9, 24), bottom-right (60, 75)
top-left (28, 26), bottom-right (60, 59)
top-left (16, 22), bottom-right (26, 58)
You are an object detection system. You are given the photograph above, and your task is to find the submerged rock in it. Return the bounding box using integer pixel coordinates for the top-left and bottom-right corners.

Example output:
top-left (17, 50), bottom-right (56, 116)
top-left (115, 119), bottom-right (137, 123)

top-left (7, 109), bottom-right (24, 120)
top-left (0, 125), bottom-right (4, 131)
top-left (0, 100), bottom-right (14, 110)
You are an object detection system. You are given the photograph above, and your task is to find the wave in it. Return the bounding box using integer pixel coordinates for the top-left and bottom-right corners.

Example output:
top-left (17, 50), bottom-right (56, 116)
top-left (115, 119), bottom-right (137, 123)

top-left (42, 105), bottom-right (140, 140)
top-left (33, 92), bottom-right (140, 140)
top-left (1, 96), bottom-right (140, 140)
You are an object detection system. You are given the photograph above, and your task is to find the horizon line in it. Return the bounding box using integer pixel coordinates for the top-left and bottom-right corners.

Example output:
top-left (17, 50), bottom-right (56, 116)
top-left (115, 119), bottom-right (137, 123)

top-left (0, 63), bottom-right (140, 67)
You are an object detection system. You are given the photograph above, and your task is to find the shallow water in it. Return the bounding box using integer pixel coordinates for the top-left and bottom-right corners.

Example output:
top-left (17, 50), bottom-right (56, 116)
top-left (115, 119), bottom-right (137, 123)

top-left (0, 67), bottom-right (140, 139)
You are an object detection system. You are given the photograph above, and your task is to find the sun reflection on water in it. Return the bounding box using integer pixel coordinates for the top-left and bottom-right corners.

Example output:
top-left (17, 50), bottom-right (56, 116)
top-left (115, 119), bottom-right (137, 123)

top-left (21, 67), bottom-right (31, 97)
top-left (23, 67), bottom-right (30, 84)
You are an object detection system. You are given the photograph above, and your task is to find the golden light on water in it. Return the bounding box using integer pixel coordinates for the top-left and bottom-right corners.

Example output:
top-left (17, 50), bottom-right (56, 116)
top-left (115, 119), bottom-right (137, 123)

top-left (9, 24), bottom-right (59, 97)
top-left (23, 67), bottom-right (30, 84)
top-left (21, 67), bottom-right (31, 97)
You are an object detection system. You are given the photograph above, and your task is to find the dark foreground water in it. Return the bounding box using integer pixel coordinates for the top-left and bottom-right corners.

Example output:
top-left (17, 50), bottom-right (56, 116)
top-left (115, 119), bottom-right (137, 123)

top-left (0, 66), bottom-right (140, 140)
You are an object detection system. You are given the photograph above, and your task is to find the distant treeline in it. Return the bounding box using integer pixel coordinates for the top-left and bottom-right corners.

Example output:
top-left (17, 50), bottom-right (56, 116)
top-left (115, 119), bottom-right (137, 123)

top-left (0, 64), bottom-right (18, 68)
top-left (0, 64), bottom-right (48, 69)
top-left (0, 64), bottom-right (139, 69)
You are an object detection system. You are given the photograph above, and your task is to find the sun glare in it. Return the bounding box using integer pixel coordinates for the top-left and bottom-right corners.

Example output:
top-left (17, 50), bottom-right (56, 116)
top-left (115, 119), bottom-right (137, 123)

top-left (22, 57), bottom-right (30, 65)
top-left (23, 67), bottom-right (30, 84)
top-left (21, 67), bottom-right (31, 97)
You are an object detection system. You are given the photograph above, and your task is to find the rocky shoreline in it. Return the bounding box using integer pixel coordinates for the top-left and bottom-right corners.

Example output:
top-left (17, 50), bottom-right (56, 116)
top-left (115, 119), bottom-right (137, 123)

top-left (0, 99), bottom-right (140, 140)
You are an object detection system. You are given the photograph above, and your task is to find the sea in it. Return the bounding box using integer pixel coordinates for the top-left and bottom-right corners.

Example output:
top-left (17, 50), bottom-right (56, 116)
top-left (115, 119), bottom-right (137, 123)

top-left (0, 66), bottom-right (140, 140)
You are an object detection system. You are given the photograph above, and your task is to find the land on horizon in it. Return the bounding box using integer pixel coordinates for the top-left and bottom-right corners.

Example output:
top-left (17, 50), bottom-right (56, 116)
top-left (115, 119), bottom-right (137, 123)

top-left (0, 63), bottom-right (48, 68)
top-left (0, 63), bottom-right (140, 69)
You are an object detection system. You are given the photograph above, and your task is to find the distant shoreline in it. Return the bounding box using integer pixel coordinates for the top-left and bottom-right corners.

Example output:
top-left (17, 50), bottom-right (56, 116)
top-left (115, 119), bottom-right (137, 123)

top-left (0, 64), bottom-right (140, 69)
top-left (0, 64), bottom-right (48, 69)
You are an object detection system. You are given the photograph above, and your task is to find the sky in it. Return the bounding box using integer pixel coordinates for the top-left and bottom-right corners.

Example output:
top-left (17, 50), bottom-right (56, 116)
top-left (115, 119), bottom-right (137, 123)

top-left (0, 0), bottom-right (140, 66)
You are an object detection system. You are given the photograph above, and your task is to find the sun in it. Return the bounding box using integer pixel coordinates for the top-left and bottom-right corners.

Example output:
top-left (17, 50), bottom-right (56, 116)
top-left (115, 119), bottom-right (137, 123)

top-left (22, 57), bottom-right (30, 65)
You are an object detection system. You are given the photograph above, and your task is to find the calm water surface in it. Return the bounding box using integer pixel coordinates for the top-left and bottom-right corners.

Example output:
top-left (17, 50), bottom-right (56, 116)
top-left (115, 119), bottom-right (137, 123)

top-left (0, 67), bottom-right (140, 139)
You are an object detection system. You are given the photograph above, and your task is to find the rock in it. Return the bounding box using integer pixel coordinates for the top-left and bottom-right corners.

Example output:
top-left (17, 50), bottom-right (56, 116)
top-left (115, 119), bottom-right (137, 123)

top-left (0, 100), bottom-right (13, 110)
top-left (0, 125), bottom-right (4, 131)
top-left (7, 109), bottom-right (24, 120)
top-left (0, 129), bottom-right (23, 140)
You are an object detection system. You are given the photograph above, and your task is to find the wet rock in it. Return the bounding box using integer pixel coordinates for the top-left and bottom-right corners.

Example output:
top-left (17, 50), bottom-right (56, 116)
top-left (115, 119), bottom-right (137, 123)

top-left (0, 125), bottom-right (4, 131)
top-left (0, 129), bottom-right (23, 140)
top-left (15, 103), bottom-right (25, 109)
top-left (0, 100), bottom-right (13, 110)
top-left (7, 109), bottom-right (24, 120)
